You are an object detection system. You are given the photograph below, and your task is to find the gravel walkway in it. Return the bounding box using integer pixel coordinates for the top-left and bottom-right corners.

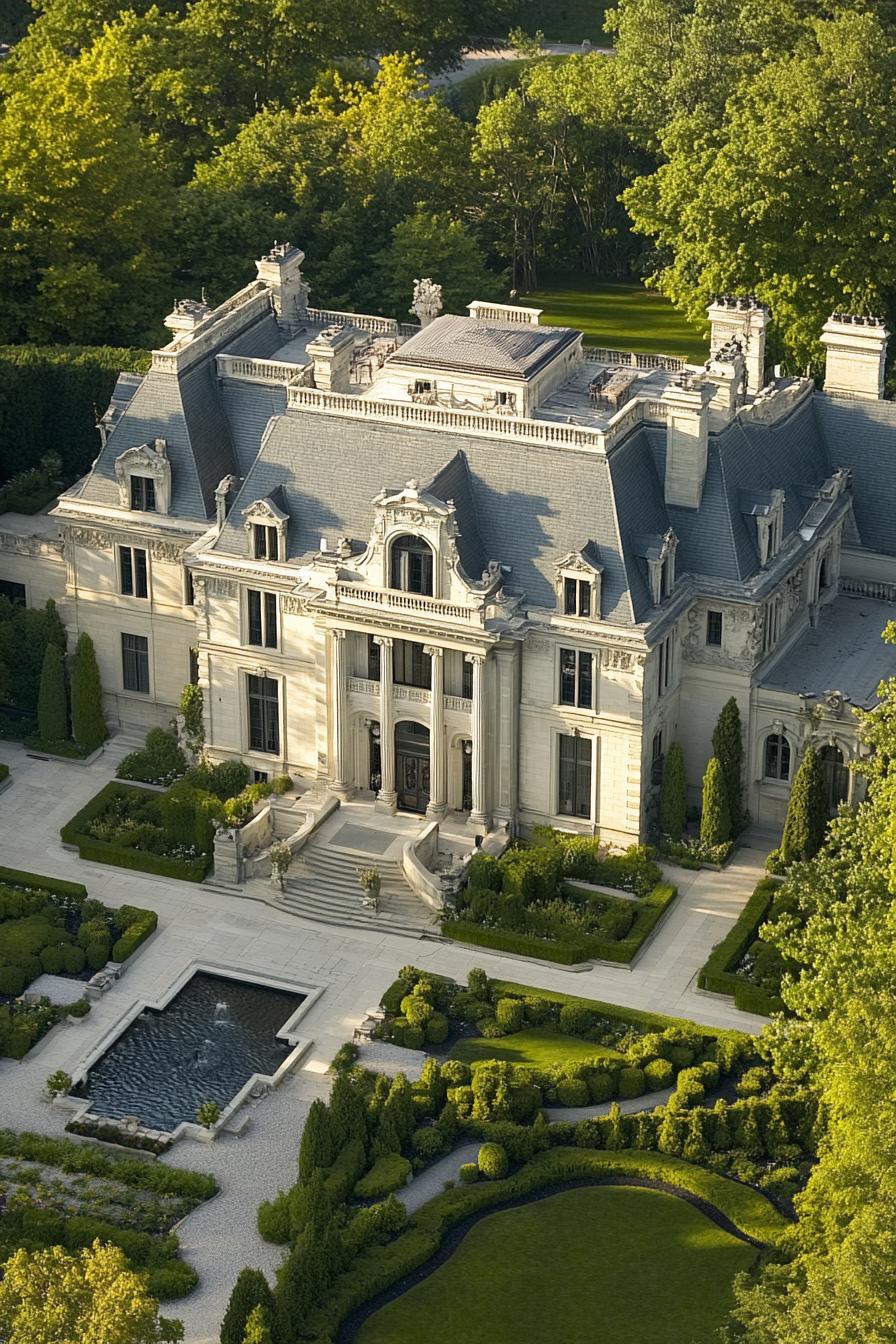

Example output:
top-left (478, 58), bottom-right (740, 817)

top-left (399, 1086), bottom-right (675, 1215)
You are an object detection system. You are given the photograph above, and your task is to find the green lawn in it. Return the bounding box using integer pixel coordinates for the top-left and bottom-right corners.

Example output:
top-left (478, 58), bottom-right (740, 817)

top-left (357, 1185), bottom-right (756, 1344)
top-left (521, 275), bottom-right (708, 361)
top-left (517, 0), bottom-right (611, 43)
top-left (450, 1026), bottom-right (622, 1069)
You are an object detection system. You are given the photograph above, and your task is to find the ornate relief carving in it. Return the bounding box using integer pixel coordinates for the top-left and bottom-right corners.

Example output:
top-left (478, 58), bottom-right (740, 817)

top-left (0, 531), bottom-right (63, 556)
top-left (69, 526), bottom-right (113, 551)
top-left (150, 541), bottom-right (182, 564)
top-left (206, 578), bottom-right (238, 598)
top-left (281, 595), bottom-right (305, 615)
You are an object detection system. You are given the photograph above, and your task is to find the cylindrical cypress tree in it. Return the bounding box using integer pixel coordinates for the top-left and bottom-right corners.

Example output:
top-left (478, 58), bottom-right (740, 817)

top-left (700, 756), bottom-right (731, 846)
top-left (712, 697), bottom-right (745, 834)
top-left (70, 632), bottom-right (107, 750)
top-left (220, 1268), bottom-right (275, 1344)
top-left (659, 741), bottom-right (687, 840)
top-left (36, 642), bottom-right (67, 743)
top-left (781, 745), bottom-right (828, 863)
top-left (298, 1098), bottom-right (335, 1180)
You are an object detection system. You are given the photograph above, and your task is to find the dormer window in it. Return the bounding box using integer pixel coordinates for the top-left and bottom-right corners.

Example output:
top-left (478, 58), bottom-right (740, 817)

top-left (564, 577), bottom-right (591, 618)
top-left (254, 525), bottom-right (279, 561)
top-left (645, 530), bottom-right (678, 606)
top-left (390, 534), bottom-right (434, 595)
top-left (130, 475), bottom-right (156, 512)
top-left (556, 548), bottom-right (603, 620)
top-left (755, 489), bottom-right (785, 566)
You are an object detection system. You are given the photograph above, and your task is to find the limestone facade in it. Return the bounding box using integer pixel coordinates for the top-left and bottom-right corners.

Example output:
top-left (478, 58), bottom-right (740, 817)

top-left (2, 251), bottom-right (894, 843)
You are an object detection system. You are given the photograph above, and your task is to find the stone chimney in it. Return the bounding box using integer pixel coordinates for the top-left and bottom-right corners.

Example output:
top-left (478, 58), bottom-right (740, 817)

top-left (663, 381), bottom-right (711, 509)
top-left (255, 241), bottom-right (309, 333)
top-left (703, 339), bottom-right (746, 430)
top-left (820, 313), bottom-right (888, 400)
top-left (164, 297), bottom-right (212, 336)
top-left (707, 296), bottom-right (769, 394)
top-left (306, 325), bottom-right (354, 393)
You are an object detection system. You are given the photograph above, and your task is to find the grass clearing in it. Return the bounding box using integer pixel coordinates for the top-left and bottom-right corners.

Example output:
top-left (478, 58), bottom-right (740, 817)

top-left (516, 0), bottom-right (611, 43)
top-left (357, 1184), bottom-right (756, 1344)
top-left (521, 275), bottom-right (708, 360)
top-left (450, 1025), bottom-right (622, 1069)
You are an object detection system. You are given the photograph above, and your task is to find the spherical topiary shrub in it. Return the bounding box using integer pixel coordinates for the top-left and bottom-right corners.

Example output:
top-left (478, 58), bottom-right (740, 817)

top-left (495, 997), bottom-right (524, 1033)
top-left (459, 1162), bottom-right (479, 1184)
top-left (62, 945), bottom-right (86, 974)
top-left (644, 1058), bottom-right (675, 1091)
top-left (556, 1078), bottom-right (590, 1107)
top-left (402, 1025), bottom-right (425, 1050)
top-left (40, 945), bottom-right (65, 975)
top-left (411, 1127), bottom-right (445, 1159)
top-left (440, 1059), bottom-right (471, 1087)
top-left (425, 1012), bottom-right (449, 1045)
top-left (587, 1070), bottom-right (616, 1103)
top-left (559, 1001), bottom-right (595, 1037)
top-left (85, 941), bottom-right (109, 973)
top-left (403, 996), bottom-right (434, 1028)
top-left (618, 1066), bottom-right (647, 1099)
top-left (478, 1142), bottom-right (509, 1181)
top-left (0, 965), bottom-right (27, 995)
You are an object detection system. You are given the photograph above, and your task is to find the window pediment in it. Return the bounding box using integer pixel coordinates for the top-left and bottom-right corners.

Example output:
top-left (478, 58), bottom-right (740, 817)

top-left (242, 495), bottom-right (289, 560)
top-left (556, 547), bottom-right (604, 619)
top-left (115, 439), bottom-right (171, 514)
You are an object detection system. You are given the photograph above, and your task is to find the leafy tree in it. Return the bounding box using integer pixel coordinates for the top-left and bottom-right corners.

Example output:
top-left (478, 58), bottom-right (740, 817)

top-left (0, 1240), bottom-right (176, 1344)
top-left (699, 755), bottom-right (730, 846)
top-left (659, 740), bottom-right (686, 840)
top-left (375, 210), bottom-right (500, 318)
top-left (625, 10), bottom-right (896, 367)
top-left (298, 1098), bottom-right (335, 1179)
top-left (220, 1268), bottom-right (275, 1344)
top-left (712, 697), bottom-right (744, 835)
top-left (70, 632), bottom-right (106, 750)
top-left (780, 744), bottom-right (827, 864)
top-left (0, 597), bottom-right (66, 713)
top-left (328, 1072), bottom-right (368, 1149)
top-left (471, 90), bottom-right (550, 290)
top-left (36, 642), bottom-right (67, 743)
top-left (179, 681), bottom-right (204, 760)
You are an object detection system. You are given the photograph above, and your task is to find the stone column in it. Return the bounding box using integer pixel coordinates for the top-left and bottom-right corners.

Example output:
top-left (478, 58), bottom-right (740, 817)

top-left (424, 645), bottom-right (447, 820)
top-left (465, 653), bottom-right (490, 832)
top-left (329, 629), bottom-right (354, 800)
top-left (492, 643), bottom-right (520, 829)
top-left (374, 636), bottom-right (397, 814)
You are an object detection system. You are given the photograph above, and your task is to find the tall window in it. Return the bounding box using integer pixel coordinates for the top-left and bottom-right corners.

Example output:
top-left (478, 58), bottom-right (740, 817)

top-left (656, 635), bottom-right (673, 696)
top-left (394, 640), bottom-right (431, 689)
top-left (706, 610), bottom-right (723, 647)
top-left (651, 730), bottom-right (664, 784)
top-left (764, 733), bottom-right (790, 781)
top-left (558, 734), bottom-right (592, 819)
top-left (247, 590), bottom-right (278, 649)
top-left (184, 569), bottom-right (195, 606)
top-left (564, 577), bottom-right (591, 617)
top-left (390, 535), bottom-right (433, 595)
top-left (763, 597), bottom-right (782, 654)
top-left (247, 675), bottom-right (279, 754)
top-left (253, 524), bottom-right (279, 561)
top-left (0, 579), bottom-right (26, 605)
top-left (129, 476), bottom-right (156, 512)
top-left (559, 648), bottom-right (593, 709)
top-left (121, 633), bottom-right (149, 693)
top-left (367, 635), bottom-right (381, 681)
top-left (119, 546), bottom-right (148, 599)
top-left (461, 656), bottom-right (473, 699)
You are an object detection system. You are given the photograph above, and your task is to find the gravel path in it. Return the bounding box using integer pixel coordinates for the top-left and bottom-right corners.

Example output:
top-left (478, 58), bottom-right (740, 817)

top-left (543, 1085), bottom-right (673, 1122)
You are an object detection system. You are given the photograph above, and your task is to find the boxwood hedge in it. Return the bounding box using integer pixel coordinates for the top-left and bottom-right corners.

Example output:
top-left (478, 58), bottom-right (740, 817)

top-left (697, 878), bottom-right (785, 1016)
top-left (60, 782), bottom-right (210, 882)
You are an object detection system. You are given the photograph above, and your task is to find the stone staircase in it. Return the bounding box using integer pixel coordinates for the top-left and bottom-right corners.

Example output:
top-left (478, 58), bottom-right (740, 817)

top-left (279, 843), bottom-right (440, 938)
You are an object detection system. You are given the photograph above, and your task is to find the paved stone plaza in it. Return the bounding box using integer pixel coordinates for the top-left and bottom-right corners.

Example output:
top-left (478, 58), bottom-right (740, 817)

top-left (0, 738), bottom-right (766, 1341)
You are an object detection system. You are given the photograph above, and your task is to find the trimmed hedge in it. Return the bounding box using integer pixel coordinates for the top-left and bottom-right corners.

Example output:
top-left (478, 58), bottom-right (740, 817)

top-left (60, 782), bottom-right (210, 882)
top-left (697, 879), bottom-right (785, 1016)
top-left (354, 1154), bottom-right (412, 1199)
top-left (444, 882), bottom-right (677, 966)
top-left (303, 1148), bottom-right (789, 1340)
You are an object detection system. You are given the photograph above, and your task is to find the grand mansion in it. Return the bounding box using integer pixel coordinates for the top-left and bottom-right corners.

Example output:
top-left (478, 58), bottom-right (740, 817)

top-left (3, 244), bottom-right (895, 843)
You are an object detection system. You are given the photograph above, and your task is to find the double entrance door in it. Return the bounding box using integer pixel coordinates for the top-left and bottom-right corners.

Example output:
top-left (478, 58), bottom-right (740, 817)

top-left (395, 720), bottom-right (430, 814)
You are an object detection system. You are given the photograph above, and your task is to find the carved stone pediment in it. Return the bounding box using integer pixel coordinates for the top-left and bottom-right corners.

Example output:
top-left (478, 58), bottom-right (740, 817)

top-left (114, 439), bottom-right (171, 514)
top-left (242, 495), bottom-right (289, 558)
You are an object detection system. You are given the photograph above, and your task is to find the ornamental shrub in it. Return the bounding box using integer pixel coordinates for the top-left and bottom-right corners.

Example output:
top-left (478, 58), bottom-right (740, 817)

top-left (477, 1142), bottom-right (509, 1180)
top-left (467, 854), bottom-right (502, 891)
top-left (712, 698), bottom-right (745, 834)
top-left (781, 744), bottom-right (828, 863)
top-left (522, 996), bottom-right (553, 1025)
top-left (440, 1059), bottom-right (471, 1087)
top-left (119, 728), bottom-right (186, 785)
top-left (558, 1001), bottom-right (594, 1037)
top-left (618, 1066), bottom-right (646, 1099)
top-left (425, 1012), bottom-right (449, 1044)
top-left (556, 1078), bottom-right (590, 1107)
top-left (36, 642), bottom-right (67, 743)
top-left (467, 966), bottom-right (490, 998)
top-left (221, 1267), bottom-right (276, 1344)
top-left (644, 1057), bottom-right (675, 1090)
top-left (659, 742), bottom-right (687, 840)
top-left (39, 945), bottom-right (65, 974)
top-left (495, 997), bottom-right (524, 1033)
top-left (257, 1195), bottom-right (291, 1243)
top-left (0, 965), bottom-right (27, 995)
top-left (587, 1071), bottom-right (616, 1103)
top-left (700, 756), bottom-right (731, 846)
top-left (62, 945), bottom-right (86, 974)
top-left (459, 1162), bottom-right (479, 1183)
top-left (69, 633), bottom-right (106, 751)
top-left (411, 1126), bottom-right (445, 1160)
top-left (299, 1099), bottom-right (335, 1179)
top-left (179, 681), bottom-right (204, 759)
top-left (353, 1154), bottom-right (412, 1198)
top-left (85, 940), bottom-right (109, 972)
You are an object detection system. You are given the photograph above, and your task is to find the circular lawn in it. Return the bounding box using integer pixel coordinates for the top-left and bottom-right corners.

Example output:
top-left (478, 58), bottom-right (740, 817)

top-left (354, 1185), bottom-right (757, 1344)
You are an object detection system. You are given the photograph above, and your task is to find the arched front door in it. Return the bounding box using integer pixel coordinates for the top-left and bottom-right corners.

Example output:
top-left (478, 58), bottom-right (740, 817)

top-left (395, 721), bottom-right (430, 813)
top-left (819, 744), bottom-right (849, 814)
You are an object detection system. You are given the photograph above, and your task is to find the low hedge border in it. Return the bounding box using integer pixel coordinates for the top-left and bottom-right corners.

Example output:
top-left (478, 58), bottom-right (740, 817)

top-left (60, 782), bottom-right (210, 882)
top-left (0, 864), bottom-right (157, 966)
top-left (311, 1148), bottom-right (789, 1342)
top-left (443, 881), bottom-right (678, 967)
top-left (0, 865), bottom-right (87, 900)
top-left (697, 879), bottom-right (785, 1016)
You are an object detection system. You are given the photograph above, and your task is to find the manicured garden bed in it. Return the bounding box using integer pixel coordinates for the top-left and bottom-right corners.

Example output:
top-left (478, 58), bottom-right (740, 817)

top-left (0, 865), bottom-right (156, 1056)
top-left (60, 781), bottom-right (212, 882)
top-left (698, 878), bottom-right (791, 1016)
top-left (450, 1026), bottom-right (622, 1070)
top-left (442, 830), bottom-right (676, 965)
top-left (354, 1182), bottom-right (758, 1344)
top-left (0, 1128), bottom-right (216, 1299)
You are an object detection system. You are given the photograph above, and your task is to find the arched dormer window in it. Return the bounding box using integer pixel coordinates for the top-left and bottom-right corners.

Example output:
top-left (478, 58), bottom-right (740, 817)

top-left (115, 439), bottom-right (171, 515)
top-left (764, 732), bottom-right (791, 781)
top-left (390, 534), bottom-right (434, 595)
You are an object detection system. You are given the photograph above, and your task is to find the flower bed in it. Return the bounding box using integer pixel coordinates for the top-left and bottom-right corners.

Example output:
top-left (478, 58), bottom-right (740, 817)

top-left (61, 782), bottom-right (212, 881)
top-left (0, 865), bottom-right (156, 1056)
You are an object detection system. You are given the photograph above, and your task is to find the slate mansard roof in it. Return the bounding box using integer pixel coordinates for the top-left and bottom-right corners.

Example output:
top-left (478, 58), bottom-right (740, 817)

top-left (387, 314), bottom-right (579, 380)
top-left (75, 303), bottom-right (896, 626)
